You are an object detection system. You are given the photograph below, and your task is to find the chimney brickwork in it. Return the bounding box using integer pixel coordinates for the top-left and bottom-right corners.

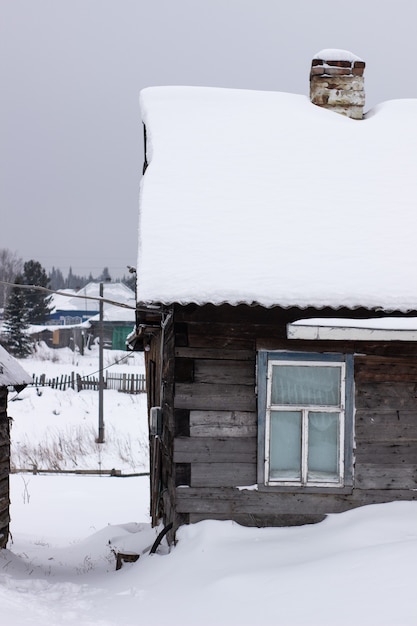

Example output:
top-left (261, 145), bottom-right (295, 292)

top-left (310, 50), bottom-right (365, 119)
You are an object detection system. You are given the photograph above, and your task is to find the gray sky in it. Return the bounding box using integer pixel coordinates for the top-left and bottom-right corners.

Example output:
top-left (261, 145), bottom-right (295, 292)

top-left (2, 0), bottom-right (417, 279)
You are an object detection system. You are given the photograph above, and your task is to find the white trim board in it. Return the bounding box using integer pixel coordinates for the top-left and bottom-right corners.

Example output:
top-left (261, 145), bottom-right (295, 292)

top-left (287, 320), bottom-right (417, 342)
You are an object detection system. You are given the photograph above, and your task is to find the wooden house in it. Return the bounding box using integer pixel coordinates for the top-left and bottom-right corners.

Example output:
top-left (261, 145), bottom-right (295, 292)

top-left (88, 304), bottom-right (135, 351)
top-left (30, 282), bottom-right (136, 352)
top-left (131, 50), bottom-right (417, 537)
top-left (0, 346), bottom-right (31, 548)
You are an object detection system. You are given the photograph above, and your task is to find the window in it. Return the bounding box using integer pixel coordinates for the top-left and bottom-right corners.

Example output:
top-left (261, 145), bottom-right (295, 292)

top-left (258, 352), bottom-right (354, 488)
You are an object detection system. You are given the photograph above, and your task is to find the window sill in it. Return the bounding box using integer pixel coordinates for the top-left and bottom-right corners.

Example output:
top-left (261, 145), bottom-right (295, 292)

top-left (257, 484), bottom-right (354, 495)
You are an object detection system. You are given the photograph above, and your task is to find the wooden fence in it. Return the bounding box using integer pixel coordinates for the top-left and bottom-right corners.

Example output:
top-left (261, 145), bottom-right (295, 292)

top-left (29, 372), bottom-right (146, 394)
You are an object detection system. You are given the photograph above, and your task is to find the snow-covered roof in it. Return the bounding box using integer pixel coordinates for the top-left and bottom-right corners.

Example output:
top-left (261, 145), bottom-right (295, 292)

top-left (87, 305), bottom-right (135, 324)
top-left (50, 289), bottom-right (78, 312)
top-left (0, 345), bottom-right (32, 388)
top-left (138, 86), bottom-right (417, 311)
top-left (51, 283), bottom-right (135, 313)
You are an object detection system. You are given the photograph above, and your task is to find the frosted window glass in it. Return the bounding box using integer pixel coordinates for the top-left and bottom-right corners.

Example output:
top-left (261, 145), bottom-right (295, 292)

top-left (269, 411), bottom-right (301, 480)
top-left (307, 412), bottom-right (339, 482)
top-left (271, 365), bottom-right (340, 406)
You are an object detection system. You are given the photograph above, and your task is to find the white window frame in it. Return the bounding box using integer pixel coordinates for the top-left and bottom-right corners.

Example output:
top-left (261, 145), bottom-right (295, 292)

top-left (257, 351), bottom-right (354, 490)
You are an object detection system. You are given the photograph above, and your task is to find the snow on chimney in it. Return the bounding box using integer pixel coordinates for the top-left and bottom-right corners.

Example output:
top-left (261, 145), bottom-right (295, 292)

top-left (310, 49), bottom-right (365, 119)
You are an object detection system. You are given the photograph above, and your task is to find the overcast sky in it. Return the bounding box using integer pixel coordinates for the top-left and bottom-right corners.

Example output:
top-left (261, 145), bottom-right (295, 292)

top-left (2, 0), bottom-right (417, 279)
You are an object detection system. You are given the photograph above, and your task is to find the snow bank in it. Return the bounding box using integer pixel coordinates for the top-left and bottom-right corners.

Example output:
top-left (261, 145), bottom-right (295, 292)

top-left (2, 499), bottom-right (417, 626)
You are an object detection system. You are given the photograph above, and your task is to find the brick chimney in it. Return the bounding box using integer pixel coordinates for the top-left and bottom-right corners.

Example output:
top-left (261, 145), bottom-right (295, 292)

top-left (310, 49), bottom-right (365, 119)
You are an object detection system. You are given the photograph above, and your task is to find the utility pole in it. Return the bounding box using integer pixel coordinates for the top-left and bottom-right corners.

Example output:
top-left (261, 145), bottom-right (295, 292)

top-left (97, 282), bottom-right (105, 443)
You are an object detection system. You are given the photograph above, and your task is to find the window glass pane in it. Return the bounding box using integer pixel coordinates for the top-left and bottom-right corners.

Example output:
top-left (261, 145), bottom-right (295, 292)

top-left (271, 365), bottom-right (341, 406)
top-left (269, 410), bottom-right (301, 481)
top-left (307, 412), bottom-right (339, 482)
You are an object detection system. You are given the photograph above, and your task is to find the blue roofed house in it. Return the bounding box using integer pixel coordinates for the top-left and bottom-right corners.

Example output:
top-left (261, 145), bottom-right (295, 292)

top-left (31, 282), bottom-right (136, 351)
top-left (131, 50), bottom-right (417, 539)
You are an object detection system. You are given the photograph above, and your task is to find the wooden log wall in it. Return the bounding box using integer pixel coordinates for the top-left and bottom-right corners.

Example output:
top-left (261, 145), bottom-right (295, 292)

top-left (154, 304), bottom-right (417, 531)
top-left (0, 388), bottom-right (10, 549)
top-left (355, 356), bottom-right (417, 490)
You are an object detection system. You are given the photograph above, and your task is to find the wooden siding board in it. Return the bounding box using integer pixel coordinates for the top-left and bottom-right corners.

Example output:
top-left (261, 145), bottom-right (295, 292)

top-left (194, 360), bottom-right (254, 386)
top-left (356, 409), bottom-right (417, 425)
top-left (355, 355), bottom-right (417, 382)
top-left (356, 383), bottom-right (417, 410)
top-left (187, 332), bottom-right (254, 350)
top-left (174, 383), bottom-right (256, 411)
top-left (355, 464), bottom-right (417, 489)
top-left (355, 410), bottom-right (417, 442)
top-left (175, 487), bottom-right (417, 516)
top-left (190, 410), bottom-right (257, 438)
top-left (188, 512), bottom-right (325, 526)
top-left (191, 462), bottom-right (257, 487)
top-left (174, 436), bottom-right (257, 463)
top-left (355, 442), bottom-right (417, 464)
top-left (175, 347), bottom-right (254, 361)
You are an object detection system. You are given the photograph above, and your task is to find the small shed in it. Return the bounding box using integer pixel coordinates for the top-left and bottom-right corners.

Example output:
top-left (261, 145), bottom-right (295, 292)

top-left (132, 51), bottom-right (417, 538)
top-left (0, 345), bottom-right (31, 548)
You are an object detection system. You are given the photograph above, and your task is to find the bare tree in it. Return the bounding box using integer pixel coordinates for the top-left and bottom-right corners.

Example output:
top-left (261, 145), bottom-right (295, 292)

top-left (0, 248), bottom-right (23, 309)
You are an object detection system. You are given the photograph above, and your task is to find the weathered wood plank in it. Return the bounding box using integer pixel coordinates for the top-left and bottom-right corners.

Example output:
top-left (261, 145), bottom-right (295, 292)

top-left (356, 371), bottom-right (417, 383)
top-left (356, 354), bottom-right (417, 366)
top-left (355, 409), bottom-right (417, 442)
top-left (355, 355), bottom-right (417, 382)
top-left (355, 442), bottom-right (417, 464)
top-left (175, 347), bottom-right (254, 361)
top-left (191, 462), bottom-right (256, 487)
top-left (187, 512), bottom-right (327, 526)
top-left (257, 338), bottom-right (417, 357)
top-left (190, 410), bottom-right (257, 438)
top-left (356, 383), bottom-right (417, 410)
top-left (194, 360), bottom-right (254, 386)
top-left (355, 464), bottom-right (417, 490)
top-left (175, 487), bottom-right (417, 515)
top-left (356, 409), bottom-right (417, 424)
top-left (174, 383), bottom-right (256, 411)
top-left (187, 332), bottom-right (254, 350)
top-left (174, 436), bottom-right (256, 463)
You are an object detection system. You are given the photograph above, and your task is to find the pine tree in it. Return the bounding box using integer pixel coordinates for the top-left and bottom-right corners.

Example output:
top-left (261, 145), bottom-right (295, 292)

top-left (99, 266), bottom-right (111, 282)
top-left (22, 260), bottom-right (53, 324)
top-left (3, 276), bottom-right (32, 357)
top-left (49, 266), bottom-right (65, 291)
top-left (65, 267), bottom-right (88, 290)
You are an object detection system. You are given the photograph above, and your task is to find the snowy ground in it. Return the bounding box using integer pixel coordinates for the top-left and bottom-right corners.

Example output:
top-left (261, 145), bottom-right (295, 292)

top-left (9, 343), bottom-right (149, 473)
top-left (2, 345), bottom-right (417, 625)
